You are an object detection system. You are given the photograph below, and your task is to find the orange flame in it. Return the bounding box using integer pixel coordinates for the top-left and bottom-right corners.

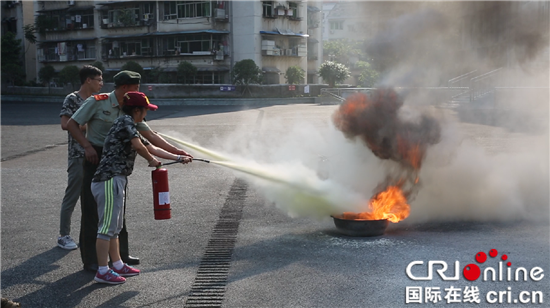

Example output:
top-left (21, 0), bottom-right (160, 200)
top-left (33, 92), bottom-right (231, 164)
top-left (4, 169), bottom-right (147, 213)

top-left (397, 134), bottom-right (423, 170)
top-left (342, 186), bottom-right (411, 223)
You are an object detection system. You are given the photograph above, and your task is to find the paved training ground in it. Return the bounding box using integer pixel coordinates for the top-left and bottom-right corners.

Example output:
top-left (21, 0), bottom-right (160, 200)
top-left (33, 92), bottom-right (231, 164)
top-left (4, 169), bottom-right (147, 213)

top-left (1, 100), bottom-right (549, 307)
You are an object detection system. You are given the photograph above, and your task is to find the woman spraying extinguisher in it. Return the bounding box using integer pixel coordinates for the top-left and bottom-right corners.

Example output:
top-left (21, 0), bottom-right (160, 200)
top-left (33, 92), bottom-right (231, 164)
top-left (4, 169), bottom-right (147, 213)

top-left (90, 92), bottom-right (192, 285)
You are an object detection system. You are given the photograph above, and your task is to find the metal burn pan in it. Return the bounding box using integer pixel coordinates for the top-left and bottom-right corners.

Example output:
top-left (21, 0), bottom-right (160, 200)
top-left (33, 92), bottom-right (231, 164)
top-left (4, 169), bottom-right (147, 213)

top-left (331, 215), bottom-right (389, 237)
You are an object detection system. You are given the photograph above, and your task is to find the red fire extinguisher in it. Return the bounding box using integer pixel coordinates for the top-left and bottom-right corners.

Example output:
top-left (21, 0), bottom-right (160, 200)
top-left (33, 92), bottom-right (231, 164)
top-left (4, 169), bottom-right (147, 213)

top-left (152, 166), bottom-right (171, 220)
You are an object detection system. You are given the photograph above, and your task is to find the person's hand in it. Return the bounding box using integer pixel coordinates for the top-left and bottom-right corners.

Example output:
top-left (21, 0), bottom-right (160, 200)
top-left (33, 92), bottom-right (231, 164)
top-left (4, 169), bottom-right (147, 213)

top-left (148, 157), bottom-right (161, 167)
top-left (179, 149), bottom-right (193, 159)
top-left (177, 155), bottom-right (192, 164)
top-left (84, 146), bottom-right (98, 164)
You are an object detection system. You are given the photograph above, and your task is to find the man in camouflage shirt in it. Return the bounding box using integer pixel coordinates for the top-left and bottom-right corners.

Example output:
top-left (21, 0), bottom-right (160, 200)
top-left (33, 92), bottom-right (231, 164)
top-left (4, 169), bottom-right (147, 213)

top-left (90, 91), bottom-right (190, 284)
top-left (58, 65), bottom-right (103, 250)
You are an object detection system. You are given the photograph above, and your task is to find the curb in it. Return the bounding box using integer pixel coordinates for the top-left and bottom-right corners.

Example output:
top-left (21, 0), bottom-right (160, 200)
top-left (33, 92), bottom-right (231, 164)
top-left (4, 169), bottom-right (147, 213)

top-left (1, 95), bottom-right (320, 106)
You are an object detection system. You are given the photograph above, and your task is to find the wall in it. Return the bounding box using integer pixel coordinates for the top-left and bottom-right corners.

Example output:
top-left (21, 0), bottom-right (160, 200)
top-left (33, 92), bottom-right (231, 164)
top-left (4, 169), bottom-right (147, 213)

top-left (1, 83), bottom-right (328, 99)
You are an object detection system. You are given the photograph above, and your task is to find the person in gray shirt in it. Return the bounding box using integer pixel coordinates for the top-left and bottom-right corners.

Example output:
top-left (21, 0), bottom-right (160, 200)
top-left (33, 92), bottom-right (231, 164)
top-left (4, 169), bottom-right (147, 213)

top-left (58, 65), bottom-right (103, 250)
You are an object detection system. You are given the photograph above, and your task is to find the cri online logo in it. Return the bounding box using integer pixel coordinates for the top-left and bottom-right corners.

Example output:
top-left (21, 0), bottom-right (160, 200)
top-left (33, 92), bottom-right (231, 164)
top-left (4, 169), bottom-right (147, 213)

top-left (406, 249), bottom-right (544, 282)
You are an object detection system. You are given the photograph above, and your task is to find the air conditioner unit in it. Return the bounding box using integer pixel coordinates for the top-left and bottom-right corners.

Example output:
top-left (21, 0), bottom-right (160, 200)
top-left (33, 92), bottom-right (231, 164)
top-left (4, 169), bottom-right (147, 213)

top-left (215, 9), bottom-right (225, 19)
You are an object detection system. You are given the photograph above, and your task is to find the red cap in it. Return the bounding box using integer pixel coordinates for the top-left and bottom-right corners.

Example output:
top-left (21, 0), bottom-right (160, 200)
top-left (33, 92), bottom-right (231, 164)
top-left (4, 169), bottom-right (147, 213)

top-left (123, 91), bottom-right (158, 111)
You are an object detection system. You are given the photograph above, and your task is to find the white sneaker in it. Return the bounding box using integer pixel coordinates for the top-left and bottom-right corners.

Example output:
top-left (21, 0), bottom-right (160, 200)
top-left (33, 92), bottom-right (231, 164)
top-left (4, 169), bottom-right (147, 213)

top-left (57, 235), bottom-right (78, 250)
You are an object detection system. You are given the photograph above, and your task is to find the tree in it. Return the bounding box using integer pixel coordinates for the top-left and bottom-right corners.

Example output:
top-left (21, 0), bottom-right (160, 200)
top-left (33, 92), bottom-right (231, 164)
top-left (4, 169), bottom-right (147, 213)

top-left (121, 61), bottom-right (144, 77)
top-left (284, 66), bottom-right (305, 85)
top-left (323, 39), bottom-right (364, 65)
top-left (232, 59), bottom-right (262, 96)
top-left (1, 32), bottom-right (25, 85)
top-left (118, 9), bottom-right (136, 26)
top-left (58, 65), bottom-right (80, 90)
top-left (38, 65), bottom-right (56, 92)
top-left (318, 61), bottom-right (350, 87)
top-left (177, 61), bottom-right (197, 84)
top-left (232, 59), bottom-right (262, 85)
top-left (91, 61), bottom-right (105, 73)
top-left (356, 61), bottom-right (379, 88)
top-left (23, 24), bottom-right (37, 55)
top-left (148, 66), bottom-right (166, 83)
top-left (35, 15), bottom-right (56, 34)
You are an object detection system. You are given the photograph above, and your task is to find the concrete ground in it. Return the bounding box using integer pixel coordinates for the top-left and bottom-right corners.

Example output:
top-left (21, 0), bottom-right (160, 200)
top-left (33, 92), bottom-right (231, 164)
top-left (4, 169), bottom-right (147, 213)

top-left (1, 100), bottom-right (548, 308)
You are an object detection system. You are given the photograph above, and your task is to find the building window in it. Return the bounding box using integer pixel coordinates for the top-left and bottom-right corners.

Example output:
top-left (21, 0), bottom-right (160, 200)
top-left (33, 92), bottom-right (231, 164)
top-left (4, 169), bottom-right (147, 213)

top-left (179, 34), bottom-right (211, 53)
top-left (288, 2), bottom-right (298, 17)
top-left (121, 41), bottom-right (141, 56)
top-left (196, 72), bottom-right (223, 84)
top-left (104, 39), bottom-right (152, 58)
top-left (263, 1), bottom-right (274, 17)
top-left (164, 1), bottom-right (211, 19)
top-left (163, 1), bottom-right (177, 19)
top-left (159, 34), bottom-right (216, 55)
top-left (330, 21), bottom-right (344, 30)
top-left (36, 12), bottom-right (64, 31)
top-left (73, 42), bottom-right (95, 60)
top-left (142, 2), bottom-right (154, 16)
top-left (108, 7), bottom-right (140, 26)
top-left (177, 1), bottom-right (211, 18)
top-left (70, 10), bottom-right (94, 28)
top-left (38, 41), bottom-right (96, 62)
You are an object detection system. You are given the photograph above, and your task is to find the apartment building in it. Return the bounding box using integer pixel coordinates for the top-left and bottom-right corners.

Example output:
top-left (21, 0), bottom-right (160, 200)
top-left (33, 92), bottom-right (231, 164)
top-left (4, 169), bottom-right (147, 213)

top-left (33, 0), bottom-right (321, 85)
top-left (2, 0), bottom-right (37, 82)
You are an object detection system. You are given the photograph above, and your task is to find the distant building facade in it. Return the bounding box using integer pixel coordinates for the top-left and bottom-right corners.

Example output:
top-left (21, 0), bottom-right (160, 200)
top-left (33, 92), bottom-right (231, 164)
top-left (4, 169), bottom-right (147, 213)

top-left (30, 0), bottom-right (322, 85)
top-left (2, 0), bottom-right (38, 82)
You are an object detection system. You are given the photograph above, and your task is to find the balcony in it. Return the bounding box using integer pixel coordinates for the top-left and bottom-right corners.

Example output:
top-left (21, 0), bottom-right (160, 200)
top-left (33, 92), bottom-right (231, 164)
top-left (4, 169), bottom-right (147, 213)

top-left (288, 16), bottom-right (302, 22)
top-left (100, 19), bottom-right (150, 29)
top-left (36, 6), bottom-right (95, 33)
top-left (262, 41), bottom-right (307, 57)
top-left (97, 2), bottom-right (155, 30)
top-left (38, 48), bottom-right (96, 63)
top-left (307, 54), bottom-right (318, 61)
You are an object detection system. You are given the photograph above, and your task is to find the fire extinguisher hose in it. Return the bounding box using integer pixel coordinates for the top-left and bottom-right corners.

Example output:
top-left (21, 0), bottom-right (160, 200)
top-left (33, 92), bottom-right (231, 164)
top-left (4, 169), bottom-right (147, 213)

top-left (160, 158), bottom-right (210, 166)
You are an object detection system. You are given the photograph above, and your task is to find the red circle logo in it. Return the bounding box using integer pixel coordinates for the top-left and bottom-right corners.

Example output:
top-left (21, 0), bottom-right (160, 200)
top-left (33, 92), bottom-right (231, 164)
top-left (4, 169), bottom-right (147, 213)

top-left (476, 252), bottom-right (487, 263)
top-left (463, 264), bottom-right (481, 281)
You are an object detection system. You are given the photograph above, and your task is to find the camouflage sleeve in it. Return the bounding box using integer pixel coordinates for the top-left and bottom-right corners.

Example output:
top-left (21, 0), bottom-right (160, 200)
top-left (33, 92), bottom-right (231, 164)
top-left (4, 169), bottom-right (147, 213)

top-left (120, 116), bottom-right (142, 141)
top-left (59, 93), bottom-right (77, 117)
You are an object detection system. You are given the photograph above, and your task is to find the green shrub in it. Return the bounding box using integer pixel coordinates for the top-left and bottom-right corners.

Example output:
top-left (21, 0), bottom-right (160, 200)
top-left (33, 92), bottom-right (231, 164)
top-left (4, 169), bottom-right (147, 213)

top-left (318, 61), bottom-right (350, 87)
top-left (285, 66), bottom-right (305, 85)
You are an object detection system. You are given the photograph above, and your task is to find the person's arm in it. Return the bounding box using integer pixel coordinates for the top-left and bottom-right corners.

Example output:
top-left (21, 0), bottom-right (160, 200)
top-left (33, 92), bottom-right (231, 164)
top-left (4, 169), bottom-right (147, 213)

top-left (66, 118), bottom-right (98, 164)
top-left (61, 116), bottom-right (86, 131)
top-left (131, 137), bottom-right (161, 167)
top-left (146, 144), bottom-right (192, 164)
top-left (61, 115), bottom-right (71, 130)
top-left (139, 130), bottom-right (193, 158)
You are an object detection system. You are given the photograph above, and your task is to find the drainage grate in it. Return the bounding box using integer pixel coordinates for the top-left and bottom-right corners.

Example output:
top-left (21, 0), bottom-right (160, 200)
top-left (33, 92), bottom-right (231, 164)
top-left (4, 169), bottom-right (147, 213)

top-left (184, 178), bottom-right (247, 308)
